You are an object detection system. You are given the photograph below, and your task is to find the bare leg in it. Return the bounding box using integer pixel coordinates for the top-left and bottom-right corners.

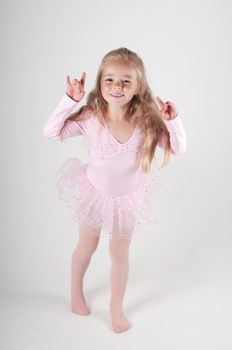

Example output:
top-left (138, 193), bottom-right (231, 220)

top-left (109, 235), bottom-right (132, 333)
top-left (71, 222), bottom-right (100, 315)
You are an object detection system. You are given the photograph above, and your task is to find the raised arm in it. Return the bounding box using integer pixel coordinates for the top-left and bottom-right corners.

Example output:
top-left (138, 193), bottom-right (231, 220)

top-left (42, 73), bottom-right (87, 140)
top-left (158, 115), bottom-right (187, 155)
top-left (156, 96), bottom-right (187, 155)
top-left (42, 93), bottom-right (85, 140)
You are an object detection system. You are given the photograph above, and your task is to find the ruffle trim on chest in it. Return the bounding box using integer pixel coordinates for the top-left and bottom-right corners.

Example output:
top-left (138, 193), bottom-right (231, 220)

top-left (87, 117), bottom-right (145, 159)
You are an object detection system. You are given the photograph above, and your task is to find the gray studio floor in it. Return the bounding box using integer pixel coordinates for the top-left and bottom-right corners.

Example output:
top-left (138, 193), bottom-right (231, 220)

top-left (1, 270), bottom-right (231, 350)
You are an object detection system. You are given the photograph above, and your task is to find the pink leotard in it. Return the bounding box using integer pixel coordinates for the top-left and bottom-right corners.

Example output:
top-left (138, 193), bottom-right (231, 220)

top-left (43, 93), bottom-right (187, 196)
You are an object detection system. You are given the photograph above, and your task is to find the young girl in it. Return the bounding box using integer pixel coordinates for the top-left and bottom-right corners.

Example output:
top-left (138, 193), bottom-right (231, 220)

top-left (43, 47), bottom-right (187, 333)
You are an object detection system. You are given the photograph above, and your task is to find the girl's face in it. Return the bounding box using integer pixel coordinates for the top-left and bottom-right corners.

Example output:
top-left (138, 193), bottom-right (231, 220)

top-left (100, 60), bottom-right (138, 107)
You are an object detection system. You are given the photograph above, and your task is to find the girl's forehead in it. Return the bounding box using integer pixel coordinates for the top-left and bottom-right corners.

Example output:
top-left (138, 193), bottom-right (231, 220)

top-left (102, 60), bottom-right (137, 78)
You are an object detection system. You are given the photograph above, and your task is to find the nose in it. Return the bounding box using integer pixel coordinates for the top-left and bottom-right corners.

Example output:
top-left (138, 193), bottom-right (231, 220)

top-left (112, 81), bottom-right (123, 90)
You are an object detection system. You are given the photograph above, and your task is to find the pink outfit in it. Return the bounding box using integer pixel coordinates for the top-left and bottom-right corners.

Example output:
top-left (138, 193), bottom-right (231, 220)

top-left (43, 93), bottom-right (187, 239)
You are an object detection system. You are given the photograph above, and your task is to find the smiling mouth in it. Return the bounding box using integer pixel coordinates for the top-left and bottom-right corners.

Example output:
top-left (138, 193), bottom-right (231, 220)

top-left (110, 93), bottom-right (124, 98)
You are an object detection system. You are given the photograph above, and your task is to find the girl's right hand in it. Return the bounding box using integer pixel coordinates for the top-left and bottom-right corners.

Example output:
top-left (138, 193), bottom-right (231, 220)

top-left (66, 72), bottom-right (86, 102)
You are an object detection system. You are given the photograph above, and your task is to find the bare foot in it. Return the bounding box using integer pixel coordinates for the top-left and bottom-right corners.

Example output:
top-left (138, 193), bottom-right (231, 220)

top-left (71, 294), bottom-right (91, 315)
top-left (110, 309), bottom-right (132, 333)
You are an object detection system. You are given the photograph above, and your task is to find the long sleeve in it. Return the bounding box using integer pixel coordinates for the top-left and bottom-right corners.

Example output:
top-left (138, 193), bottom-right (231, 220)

top-left (42, 93), bottom-right (86, 140)
top-left (158, 115), bottom-right (187, 155)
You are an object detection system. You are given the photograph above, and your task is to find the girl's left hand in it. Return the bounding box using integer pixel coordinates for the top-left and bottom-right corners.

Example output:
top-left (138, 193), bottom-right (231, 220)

top-left (156, 96), bottom-right (178, 120)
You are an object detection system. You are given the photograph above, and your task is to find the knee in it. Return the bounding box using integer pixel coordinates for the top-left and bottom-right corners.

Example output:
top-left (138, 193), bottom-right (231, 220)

top-left (109, 243), bottom-right (129, 264)
top-left (84, 240), bottom-right (99, 258)
top-left (74, 238), bottom-right (99, 262)
top-left (73, 246), bottom-right (95, 265)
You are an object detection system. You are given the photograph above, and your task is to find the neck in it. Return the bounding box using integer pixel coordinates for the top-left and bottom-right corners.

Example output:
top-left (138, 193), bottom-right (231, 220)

top-left (106, 104), bottom-right (129, 122)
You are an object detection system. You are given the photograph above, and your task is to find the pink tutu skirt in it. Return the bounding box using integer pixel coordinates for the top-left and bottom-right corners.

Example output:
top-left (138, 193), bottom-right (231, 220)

top-left (54, 158), bottom-right (165, 240)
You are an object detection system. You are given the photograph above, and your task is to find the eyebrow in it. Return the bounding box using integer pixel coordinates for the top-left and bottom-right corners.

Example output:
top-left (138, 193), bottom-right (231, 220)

top-left (103, 74), bottom-right (133, 78)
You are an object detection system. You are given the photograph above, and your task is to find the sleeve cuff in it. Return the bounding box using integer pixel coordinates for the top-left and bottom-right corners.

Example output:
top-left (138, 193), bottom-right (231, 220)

top-left (65, 92), bottom-right (80, 103)
top-left (162, 115), bottom-right (185, 132)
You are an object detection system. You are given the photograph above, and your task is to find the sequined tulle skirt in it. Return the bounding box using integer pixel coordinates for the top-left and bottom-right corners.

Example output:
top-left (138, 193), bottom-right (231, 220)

top-left (54, 158), bottom-right (165, 240)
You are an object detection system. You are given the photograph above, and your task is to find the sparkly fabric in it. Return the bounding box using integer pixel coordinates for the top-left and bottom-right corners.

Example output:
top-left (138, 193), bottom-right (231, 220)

top-left (54, 158), bottom-right (165, 240)
top-left (43, 93), bottom-right (186, 240)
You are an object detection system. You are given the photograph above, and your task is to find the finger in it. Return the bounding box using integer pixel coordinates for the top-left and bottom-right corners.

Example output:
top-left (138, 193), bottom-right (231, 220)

top-left (73, 79), bottom-right (79, 85)
top-left (156, 96), bottom-right (165, 108)
top-left (80, 72), bottom-right (86, 88)
top-left (66, 75), bottom-right (71, 86)
top-left (164, 102), bottom-right (169, 111)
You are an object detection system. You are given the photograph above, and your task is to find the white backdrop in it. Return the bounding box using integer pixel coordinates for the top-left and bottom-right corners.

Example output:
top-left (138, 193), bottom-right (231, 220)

top-left (1, 0), bottom-right (231, 349)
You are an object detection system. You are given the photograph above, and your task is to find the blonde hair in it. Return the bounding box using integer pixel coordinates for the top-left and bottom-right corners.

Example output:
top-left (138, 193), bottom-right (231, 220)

top-left (61, 47), bottom-right (172, 172)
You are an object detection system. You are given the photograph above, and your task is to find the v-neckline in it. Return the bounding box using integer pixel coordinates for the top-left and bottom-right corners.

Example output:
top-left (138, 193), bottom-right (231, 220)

top-left (103, 119), bottom-right (137, 145)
